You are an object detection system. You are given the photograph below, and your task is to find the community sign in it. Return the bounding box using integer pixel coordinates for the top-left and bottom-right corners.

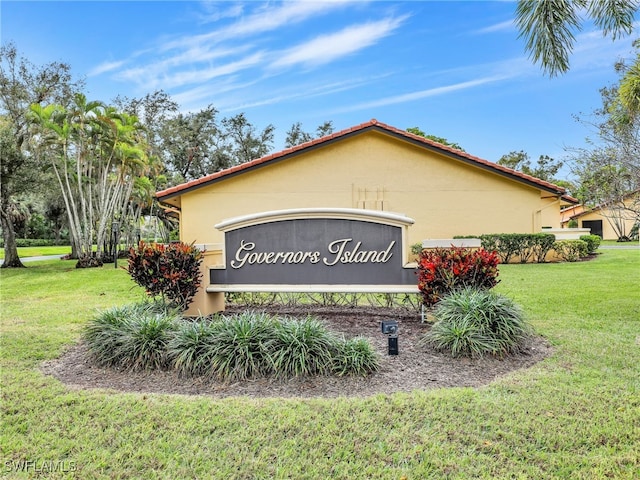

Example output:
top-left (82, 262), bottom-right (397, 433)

top-left (208, 208), bottom-right (418, 293)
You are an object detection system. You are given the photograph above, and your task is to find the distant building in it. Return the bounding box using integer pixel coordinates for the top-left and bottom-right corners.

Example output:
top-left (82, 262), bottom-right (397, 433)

top-left (561, 191), bottom-right (640, 240)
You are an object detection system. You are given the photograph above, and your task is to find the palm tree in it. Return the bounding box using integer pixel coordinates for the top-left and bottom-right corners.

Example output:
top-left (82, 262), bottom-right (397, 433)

top-left (30, 96), bottom-right (150, 267)
top-left (516, 0), bottom-right (637, 77)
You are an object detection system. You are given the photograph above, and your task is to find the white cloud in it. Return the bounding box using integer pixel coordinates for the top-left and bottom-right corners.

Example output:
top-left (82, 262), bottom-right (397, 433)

top-left (227, 74), bottom-right (393, 111)
top-left (333, 74), bottom-right (511, 112)
top-left (161, 0), bottom-right (359, 52)
top-left (96, 1), bottom-right (368, 91)
top-left (271, 16), bottom-right (407, 69)
top-left (88, 60), bottom-right (127, 77)
top-left (116, 52), bottom-right (264, 90)
top-left (473, 19), bottom-right (515, 35)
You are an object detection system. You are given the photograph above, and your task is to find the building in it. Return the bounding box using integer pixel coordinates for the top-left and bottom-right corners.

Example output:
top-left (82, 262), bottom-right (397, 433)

top-left (561, 191), bottom-right (640, 240)
top-left (156, 119), bottom-right (578, 314)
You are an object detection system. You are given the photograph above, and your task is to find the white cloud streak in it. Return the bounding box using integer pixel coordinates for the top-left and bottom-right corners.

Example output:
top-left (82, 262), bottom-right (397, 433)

top-left (161, 0), bottom-right (359, 51)
top-left (88, 60), bottom-right (127, 77)
top-left (333, 74), bottom-right (512, 113)
top-left (472, 19), bottom-right (515, 35)
top-left (271, 15), bottom-right (408, 69)
top-left (91, 1), bottom-right (378, 93)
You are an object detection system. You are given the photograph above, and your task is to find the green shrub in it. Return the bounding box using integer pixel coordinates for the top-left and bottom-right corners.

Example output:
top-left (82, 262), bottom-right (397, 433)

top-left (479, 234), bottom-right (521, 263)
top-left (421, 288), bottom-right (530, 358)
top-left (127, 241), bottom-right (203, 310)
top-left (553, 240), bottom-right (588, 262)
top-left (579, 234), bottom-right (601, 254)
top-left (268, 316), bottom-right (338, 378)
top-left (480, 233), bottom-right (556, 263)
top-left (84, 302), bottom-right (178, 370)
top-left (0, 238), bottom-right (68, 248)
top-left (332, 337), bottom-right (380, 376)
top-left (529, 233), bottom-right (556, 263)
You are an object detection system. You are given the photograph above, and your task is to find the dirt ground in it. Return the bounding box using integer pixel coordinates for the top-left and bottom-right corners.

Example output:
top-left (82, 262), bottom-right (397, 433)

top-left (41, 306), bottom-right (553, 399)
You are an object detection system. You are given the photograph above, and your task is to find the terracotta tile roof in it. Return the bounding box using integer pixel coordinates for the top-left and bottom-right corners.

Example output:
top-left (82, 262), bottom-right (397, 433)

top-left (156, 118), bottom-right (577, 202)
top-left (565, 189), bottom-right (640, 219)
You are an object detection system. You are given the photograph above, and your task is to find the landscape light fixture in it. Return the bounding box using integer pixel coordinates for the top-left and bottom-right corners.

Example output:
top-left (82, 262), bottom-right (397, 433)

top-left (112, 221), bottom-right (120, 268)
top-left (380, 320), bottom-right (399, 355)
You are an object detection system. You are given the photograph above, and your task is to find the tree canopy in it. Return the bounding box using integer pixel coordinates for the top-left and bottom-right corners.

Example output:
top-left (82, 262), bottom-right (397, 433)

top-left (406, 127), bottom-right (465, 151)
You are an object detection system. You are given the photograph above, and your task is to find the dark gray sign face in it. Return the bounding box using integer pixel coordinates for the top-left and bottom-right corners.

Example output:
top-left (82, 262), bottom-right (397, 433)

top-left (210, 218), bottom-right (416, 286)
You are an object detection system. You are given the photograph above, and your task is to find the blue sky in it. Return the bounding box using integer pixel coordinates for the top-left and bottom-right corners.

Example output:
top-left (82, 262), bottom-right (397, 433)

top-left (2, 1), bottom-right (638, 177)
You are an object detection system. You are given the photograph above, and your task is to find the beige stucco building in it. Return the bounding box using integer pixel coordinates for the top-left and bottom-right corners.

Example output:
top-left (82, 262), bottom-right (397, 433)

top-left (561, 191), bottom-right (639, 240)
top-left (156, 119), bottom-right (578, 314)
top-left (158, 119), bottom-right (576, 248)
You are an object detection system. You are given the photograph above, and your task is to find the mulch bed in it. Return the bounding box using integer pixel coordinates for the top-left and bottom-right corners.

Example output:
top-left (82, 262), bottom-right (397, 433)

top-left (41, 305), bottom-right (553, 399)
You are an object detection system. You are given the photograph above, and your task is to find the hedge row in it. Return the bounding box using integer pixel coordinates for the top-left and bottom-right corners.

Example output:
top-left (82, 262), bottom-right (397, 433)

top-left (0, 238), bottom-right (69, 248)
top-left (450, 233), bottom-right (601, 263)
top-left (479, 233), bottom-right (556, 263)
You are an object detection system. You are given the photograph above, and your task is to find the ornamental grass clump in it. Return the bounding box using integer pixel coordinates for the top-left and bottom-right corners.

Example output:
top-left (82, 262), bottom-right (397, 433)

top-left (84, 302), bottom-right (178, 370)
top-left (268, 316), bottom-right (338, 378)
top-left (204, 311), bottom-right (277, 381)
top-left (167, 318), bottom-right (223, 377)
top-left (421, 287), bottom-right (531, 358)
top-left (332, 337), bottom-right (380, 376)
top-left (85, 307), bottom-right (380, 379)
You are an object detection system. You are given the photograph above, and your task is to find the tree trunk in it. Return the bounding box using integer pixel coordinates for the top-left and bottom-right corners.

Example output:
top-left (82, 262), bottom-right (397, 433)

top-left (0, 200), bottom-right (24, 268)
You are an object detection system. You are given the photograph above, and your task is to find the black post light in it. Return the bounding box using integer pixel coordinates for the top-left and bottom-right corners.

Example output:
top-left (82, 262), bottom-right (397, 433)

top-left (380, 320), bottom-right (399, 355)
top-left (112, 221), bottom-right (120, 268)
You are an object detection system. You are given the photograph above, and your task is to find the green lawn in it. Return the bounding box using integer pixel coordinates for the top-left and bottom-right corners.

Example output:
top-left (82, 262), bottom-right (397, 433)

top-left (0, 245), bottom-right (72, 260)
top-left (1, 252), bottom-right (638, 479)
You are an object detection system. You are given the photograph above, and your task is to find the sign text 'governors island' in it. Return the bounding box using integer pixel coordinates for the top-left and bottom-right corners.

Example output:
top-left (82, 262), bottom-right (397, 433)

top-left (230, 237), bottom-right (395, 269)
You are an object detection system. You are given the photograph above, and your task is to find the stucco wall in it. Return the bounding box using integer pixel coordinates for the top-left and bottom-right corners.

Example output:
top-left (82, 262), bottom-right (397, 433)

top-left (178, 131), bottom-right (559, 250)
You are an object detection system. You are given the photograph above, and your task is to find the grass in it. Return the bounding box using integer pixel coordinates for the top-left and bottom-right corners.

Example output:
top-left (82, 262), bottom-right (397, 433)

top-left (0, 245), bottom-right (72, 260)
top-left (1, 252), bottom-right (639, 478)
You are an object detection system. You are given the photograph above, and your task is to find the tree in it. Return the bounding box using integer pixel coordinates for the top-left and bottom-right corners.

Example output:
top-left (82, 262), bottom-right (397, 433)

top-left (569, 57), bottom-right (640, 240)
top-left (497, 150), bottom-right (563, 183)
top-left (406, 127), bottom-right (465, 151)
top-left (618, 39), bottom-right (640, 114)
top-left (29, 95), bottom-right (150, 266)
top-left (0, 117), bottom-right (26, 267)
top-left (515, 0), bottom-right (638, 77)
top-left (114, 90), bottom-right (178, 243)
top-left (158, 108), bottom-right (276, 182)
top-left (0, 43), bottom-right (81, 267)
top-left (222, 113), bottom-right (275, 164)
top-left (284, 121), bottom-right (334, 148)
top-left (159, 105), bottom-right (229, 181)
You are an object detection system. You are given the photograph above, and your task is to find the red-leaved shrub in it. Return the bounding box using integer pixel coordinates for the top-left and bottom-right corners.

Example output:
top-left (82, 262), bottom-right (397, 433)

top-left (417, 246), bottom-right (500, 307)
top-left (127, 241), bottom-right (203, 310)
